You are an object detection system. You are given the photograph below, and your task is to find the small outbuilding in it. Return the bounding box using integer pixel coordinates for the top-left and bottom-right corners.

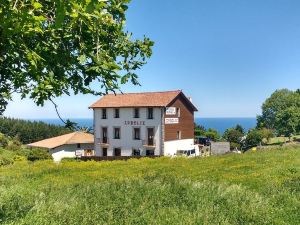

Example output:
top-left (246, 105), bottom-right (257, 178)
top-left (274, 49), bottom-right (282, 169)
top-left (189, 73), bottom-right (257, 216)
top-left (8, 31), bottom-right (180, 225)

top-left (28, 132), bottom-right (94, 161)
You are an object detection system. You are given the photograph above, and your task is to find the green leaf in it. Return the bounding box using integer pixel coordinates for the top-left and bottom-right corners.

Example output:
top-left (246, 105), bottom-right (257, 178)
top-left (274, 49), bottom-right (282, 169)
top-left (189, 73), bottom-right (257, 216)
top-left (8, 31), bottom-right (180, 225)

top-left (33, 2), bottom-right (43, 9)
top-left (78, 55), bottom-right (87, 64)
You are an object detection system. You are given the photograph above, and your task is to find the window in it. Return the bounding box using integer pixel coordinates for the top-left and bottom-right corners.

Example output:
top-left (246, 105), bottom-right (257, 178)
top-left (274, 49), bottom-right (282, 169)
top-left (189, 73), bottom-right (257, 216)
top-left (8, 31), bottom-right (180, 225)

top-left (146, 150), bottom-right (155, 156)
top-left (102, 148), bottom-right (107, 157)
top-left (177, 131), bottom-right (181, 139)
top-left (102, 108), bottom-right (107, 119)
top-left (77, 143), bottom-right (81, 148)
top-left (132, 149), bottom-right (140, 156)
top-left (133, 128), bottom-right (140, 140)
top-left (148, 108), bottom-right (154, 119)
top-left (102, 127), bottom-right (108, 143)
top-left (114, 148), bottom-right (121, 156)
top-left (114, 127), bottom-right (120, 139)
top-left (134, 108), bottom-right (140, 118)
top-left (114, 108), bottom-right (120, 118)
top-left (176, 108), bottom-right (181, 117)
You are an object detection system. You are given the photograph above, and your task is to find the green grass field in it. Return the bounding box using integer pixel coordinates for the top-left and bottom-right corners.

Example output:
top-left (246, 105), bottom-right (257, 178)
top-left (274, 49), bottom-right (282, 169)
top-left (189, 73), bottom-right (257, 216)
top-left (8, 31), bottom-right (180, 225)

top-left (266, 135), bottom-right (300, 145)
top-left (1, 147), bottom-right (300, 225)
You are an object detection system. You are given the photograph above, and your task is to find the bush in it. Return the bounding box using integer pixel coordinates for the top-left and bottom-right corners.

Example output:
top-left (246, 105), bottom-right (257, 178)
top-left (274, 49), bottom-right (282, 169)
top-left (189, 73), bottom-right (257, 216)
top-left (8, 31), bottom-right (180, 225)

top-left (230, 142), bottom-right (241, 150)
top-left (245, 129), bottom-right (263, 148)
top-left (26, 148), bottom-right (52, 161)
top-left (223, 128), bottom-right (243, 144)
top-left (260, 128), bottom-right (275, 144)
top-left (0, 133), bottom-right (9, 148)
top-left (6, 137), bottom-right (22, 151)
top-left (0, 155), bottom-right (14, 166)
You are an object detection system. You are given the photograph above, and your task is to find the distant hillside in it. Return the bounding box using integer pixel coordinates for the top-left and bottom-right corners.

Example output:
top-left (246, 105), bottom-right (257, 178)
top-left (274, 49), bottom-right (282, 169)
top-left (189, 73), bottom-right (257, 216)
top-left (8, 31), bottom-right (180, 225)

top-left (0, 117), bottom-right (70, 144)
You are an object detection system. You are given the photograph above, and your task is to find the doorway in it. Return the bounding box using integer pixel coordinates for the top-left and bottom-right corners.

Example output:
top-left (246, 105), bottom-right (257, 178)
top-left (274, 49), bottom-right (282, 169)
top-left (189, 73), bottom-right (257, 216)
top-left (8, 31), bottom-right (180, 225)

top-left (147, 128), bottom-right (154, 146)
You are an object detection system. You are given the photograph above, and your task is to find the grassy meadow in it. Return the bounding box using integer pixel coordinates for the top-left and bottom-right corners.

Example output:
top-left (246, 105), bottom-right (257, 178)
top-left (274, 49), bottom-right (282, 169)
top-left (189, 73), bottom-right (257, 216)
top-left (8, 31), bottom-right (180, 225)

top-left (1, 147), bottom-right (300, 225)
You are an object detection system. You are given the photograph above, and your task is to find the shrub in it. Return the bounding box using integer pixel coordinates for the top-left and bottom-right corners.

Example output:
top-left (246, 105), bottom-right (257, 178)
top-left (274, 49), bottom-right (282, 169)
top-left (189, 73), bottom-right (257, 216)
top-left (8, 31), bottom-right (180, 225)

top-left (260, 128), bottom-right (275, 144)
top-left (230, 142), bottom-right (241, 150)
top-left (0, 155), bottom-right (14, 166)
top-left (245, 129), bottom-right (263, 148)
top-left (0, 132), bottom-right (9, 148)
top-left (26, 148), bottom-right (52, 161)
top-left (6, 138), bottom-right (22, 151)
top-left (223, 128), bottom-right (243, 144)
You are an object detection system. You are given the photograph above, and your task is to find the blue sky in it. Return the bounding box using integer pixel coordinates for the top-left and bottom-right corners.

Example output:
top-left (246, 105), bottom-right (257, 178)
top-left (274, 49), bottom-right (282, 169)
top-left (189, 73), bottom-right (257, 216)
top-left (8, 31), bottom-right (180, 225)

top-left (4, 0), bottom-right (300, 119)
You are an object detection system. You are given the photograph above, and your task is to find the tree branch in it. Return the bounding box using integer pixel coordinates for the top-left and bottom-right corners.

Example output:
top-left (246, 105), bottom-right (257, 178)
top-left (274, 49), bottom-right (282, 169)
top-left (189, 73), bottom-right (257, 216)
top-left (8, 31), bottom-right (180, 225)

top-left (49, 98), bottom-right (66, 124)
top-left (13, 0), bottom-right (19, 9)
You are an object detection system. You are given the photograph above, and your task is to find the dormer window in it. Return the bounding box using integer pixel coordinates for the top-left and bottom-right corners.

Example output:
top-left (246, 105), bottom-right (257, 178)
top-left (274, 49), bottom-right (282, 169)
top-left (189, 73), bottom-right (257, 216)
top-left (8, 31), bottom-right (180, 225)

top-left (102, 108), bottom-right (107, 119)
top-left (134, 108), bottom-right (140, 118)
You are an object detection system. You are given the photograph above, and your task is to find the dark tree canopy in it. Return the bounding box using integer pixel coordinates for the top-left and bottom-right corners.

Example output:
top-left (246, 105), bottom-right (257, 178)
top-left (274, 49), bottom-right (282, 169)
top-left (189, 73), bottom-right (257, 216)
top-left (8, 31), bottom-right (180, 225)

top-left (257, 89), bottom-right (300, 136)
top-left (0, 0), bottom-right (154, 115)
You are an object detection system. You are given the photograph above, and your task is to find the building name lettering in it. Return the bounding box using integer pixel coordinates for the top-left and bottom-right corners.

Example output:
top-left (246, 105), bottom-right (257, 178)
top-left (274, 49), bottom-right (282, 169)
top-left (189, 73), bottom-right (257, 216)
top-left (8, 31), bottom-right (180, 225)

top-left (124, 121), bottom-right (145, 126)
top-left (165, 118), bottom-right (179, 124)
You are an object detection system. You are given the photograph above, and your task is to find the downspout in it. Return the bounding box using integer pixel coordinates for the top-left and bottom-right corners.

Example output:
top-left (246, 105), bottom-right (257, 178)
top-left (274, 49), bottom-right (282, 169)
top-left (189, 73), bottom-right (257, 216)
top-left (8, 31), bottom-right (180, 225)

top-left (160, 107), bottom-right (165, 156)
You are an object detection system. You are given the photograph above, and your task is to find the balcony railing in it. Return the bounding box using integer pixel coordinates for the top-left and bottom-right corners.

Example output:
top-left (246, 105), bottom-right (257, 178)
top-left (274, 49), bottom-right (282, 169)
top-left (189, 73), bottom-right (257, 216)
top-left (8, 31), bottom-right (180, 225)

top-left (98, 138), bottom-right (109, 146)
top-left (142, 139), bottom-right (156, 148)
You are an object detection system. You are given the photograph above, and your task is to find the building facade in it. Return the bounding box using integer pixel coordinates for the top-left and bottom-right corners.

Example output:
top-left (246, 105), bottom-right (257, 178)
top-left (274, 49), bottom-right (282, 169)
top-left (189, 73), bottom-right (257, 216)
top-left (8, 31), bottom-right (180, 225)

top-left (28, 132), bottom-right (95, 161)
top-left (90, 90), bottom-right (198, 157)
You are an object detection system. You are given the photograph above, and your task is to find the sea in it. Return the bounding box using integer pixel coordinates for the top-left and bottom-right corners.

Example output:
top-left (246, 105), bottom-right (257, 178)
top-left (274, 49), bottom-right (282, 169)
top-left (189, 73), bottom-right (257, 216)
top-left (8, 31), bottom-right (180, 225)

top-left (31, 118), bottom-right (257, 134)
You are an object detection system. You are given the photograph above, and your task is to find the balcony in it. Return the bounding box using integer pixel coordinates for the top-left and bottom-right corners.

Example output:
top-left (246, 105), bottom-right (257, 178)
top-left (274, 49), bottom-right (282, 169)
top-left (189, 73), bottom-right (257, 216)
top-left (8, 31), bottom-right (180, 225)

top-left (98, 138), bottom-right (110, 147)
top-left (142, 140), bottom-right (156, 149)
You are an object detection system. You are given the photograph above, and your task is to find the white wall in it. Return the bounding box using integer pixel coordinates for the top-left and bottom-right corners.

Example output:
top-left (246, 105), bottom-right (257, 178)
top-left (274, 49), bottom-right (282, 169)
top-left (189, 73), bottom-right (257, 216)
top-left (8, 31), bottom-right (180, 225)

top-left (50, 143), bottom-right (94, 162)
top-left (94, 108), bottom-right (163, 156)
top-left (164, 139), bottom-right (195, 156)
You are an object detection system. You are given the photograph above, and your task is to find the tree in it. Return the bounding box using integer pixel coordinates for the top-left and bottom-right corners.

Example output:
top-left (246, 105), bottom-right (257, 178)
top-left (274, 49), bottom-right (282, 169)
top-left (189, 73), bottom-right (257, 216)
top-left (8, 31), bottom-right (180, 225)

top-left (205, 128), bottom-right (220, 142)
top-left (259, 128), bottom-right (274, 144)
top-left (223, 128), bottom-right (243, 144)
top-left (235, 124), bottom-right (244, 135)
top-left (0, 0), bottom-right (153, 117)
top-left (245, 129), bottom-right (263, 148)
top-left (275, 106), bottom-right (300, 138)
top-left (194, 124), bottom-right (206, 137)
top-left (257, 89), bottom-right (300, 136)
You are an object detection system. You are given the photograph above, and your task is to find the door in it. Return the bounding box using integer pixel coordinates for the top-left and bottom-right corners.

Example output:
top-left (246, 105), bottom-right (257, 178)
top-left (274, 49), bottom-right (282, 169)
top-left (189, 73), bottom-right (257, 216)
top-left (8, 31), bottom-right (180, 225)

top-left (148, 128), bottom-right (154, 146)
top-left (85, 149), bottom-right (93, 156)
top-left (102, 127), bottom-right (107, 143)
top-left (103, 148), bottom-right (107, 157)
top-left (114, 148), bottom-right (121, 156)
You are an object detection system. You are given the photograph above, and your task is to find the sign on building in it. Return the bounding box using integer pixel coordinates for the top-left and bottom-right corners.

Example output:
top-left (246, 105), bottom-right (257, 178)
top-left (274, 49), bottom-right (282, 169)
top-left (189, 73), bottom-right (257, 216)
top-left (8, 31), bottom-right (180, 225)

top-left (75, 150), bottom-right (83, 157)
top-left (165, 118), bottom-right (179, 124)
top-left (166, 107), bottom-right (176, 115)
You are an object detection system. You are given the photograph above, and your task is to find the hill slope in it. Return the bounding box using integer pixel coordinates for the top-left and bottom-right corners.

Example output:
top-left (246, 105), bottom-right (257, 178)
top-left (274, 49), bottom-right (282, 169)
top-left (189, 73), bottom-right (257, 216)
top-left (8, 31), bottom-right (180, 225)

top-left (1, 148), bottom-right (300, 224)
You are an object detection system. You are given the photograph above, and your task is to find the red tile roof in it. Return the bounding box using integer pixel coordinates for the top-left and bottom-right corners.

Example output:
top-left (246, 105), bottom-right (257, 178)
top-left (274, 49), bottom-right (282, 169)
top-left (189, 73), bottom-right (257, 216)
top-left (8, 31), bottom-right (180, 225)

top-left (89, 90), bottom-right (197, 110)
top-left (27, 132), bottom-right (94, 149)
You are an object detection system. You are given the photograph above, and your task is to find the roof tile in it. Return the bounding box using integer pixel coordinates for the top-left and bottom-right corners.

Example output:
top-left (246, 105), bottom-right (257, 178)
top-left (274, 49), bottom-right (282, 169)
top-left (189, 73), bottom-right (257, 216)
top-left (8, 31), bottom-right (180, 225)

top-left (28, 132), bottom-right (94, 149)
top-left (90, 90), bottom-right (183, 108)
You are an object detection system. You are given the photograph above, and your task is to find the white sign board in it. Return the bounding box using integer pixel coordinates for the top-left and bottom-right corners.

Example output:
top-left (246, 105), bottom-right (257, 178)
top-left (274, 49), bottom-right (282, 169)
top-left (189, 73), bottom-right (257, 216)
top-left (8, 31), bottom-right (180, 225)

top-left (165, 118), bottom-right (179, 124)
top-left (75, 150), bottom-right (83, 157)
top-left (166, 107), bottom-right (176, 115)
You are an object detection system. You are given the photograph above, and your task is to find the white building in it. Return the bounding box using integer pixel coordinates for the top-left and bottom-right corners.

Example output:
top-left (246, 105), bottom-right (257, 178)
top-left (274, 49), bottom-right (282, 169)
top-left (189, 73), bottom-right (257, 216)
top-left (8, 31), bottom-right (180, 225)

top-left (90, 90), bottom-right (198, 157)
top-left (28, 132), bottom-right (94, 161)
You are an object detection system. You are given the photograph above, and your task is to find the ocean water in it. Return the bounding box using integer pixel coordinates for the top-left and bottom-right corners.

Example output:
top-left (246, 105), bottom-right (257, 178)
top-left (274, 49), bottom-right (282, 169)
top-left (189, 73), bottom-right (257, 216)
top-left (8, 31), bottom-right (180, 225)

top-left (31, 118), bottom-right (257, 134)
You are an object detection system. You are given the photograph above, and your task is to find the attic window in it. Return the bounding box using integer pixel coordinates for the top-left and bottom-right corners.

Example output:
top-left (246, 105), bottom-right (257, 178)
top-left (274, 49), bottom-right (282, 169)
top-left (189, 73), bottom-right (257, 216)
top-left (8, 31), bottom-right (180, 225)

top-left (134, 108), bottom-right (140, 118)
top-left (176, 108), bottom-right (181, 117)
